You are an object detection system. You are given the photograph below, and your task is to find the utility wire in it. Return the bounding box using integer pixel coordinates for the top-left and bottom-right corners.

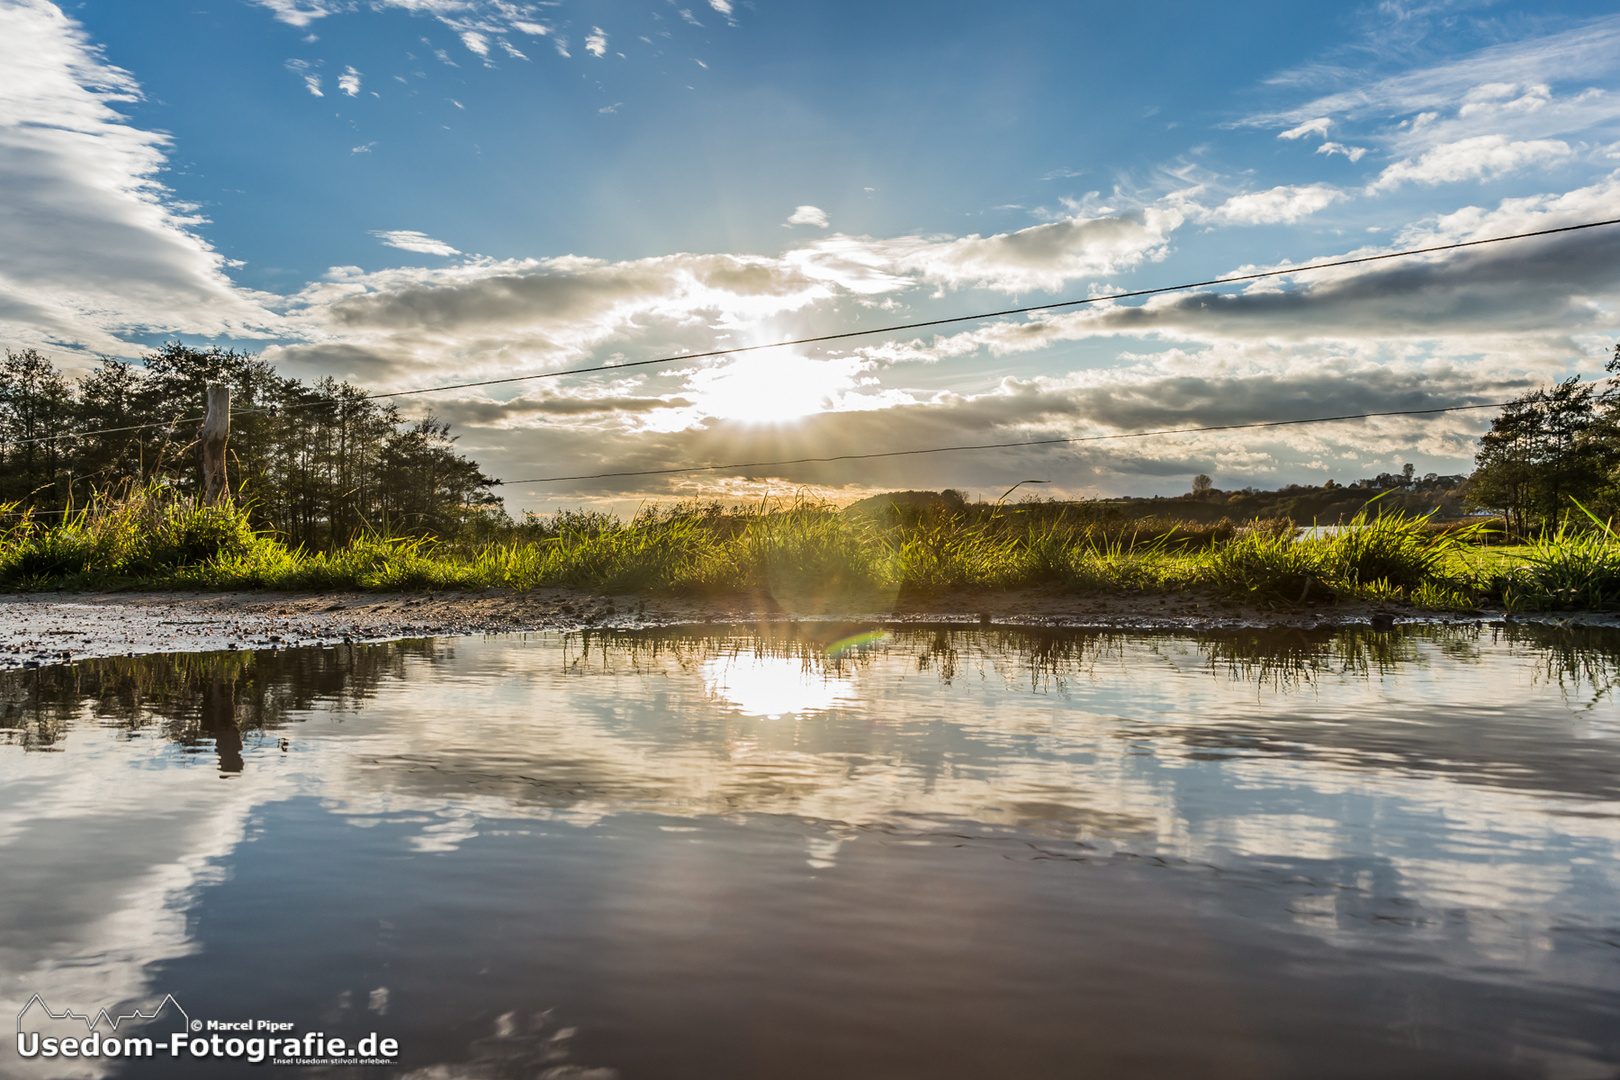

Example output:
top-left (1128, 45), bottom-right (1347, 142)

top-left (498, 401), bottom-right (1511, 485)
top-left (14, 214), bottom-right (1620, 448)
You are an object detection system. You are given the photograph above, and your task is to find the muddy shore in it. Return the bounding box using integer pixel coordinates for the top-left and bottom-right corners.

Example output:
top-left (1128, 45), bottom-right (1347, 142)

top-left (0, 587), bottom-right (1609, 670)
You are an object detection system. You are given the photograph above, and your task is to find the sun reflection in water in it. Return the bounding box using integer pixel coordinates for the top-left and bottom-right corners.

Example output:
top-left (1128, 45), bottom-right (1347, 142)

top-left (702, 651), bottom-right (860, 718)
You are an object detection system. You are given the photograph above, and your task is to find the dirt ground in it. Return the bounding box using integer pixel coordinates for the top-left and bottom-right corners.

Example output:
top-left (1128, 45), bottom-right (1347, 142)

top-left (0, 586), bottom-right (1605, 670)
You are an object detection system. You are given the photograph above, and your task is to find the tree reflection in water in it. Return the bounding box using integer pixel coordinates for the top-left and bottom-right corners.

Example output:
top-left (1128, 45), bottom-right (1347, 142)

top-left (0, 641), bottom-right (441, 768)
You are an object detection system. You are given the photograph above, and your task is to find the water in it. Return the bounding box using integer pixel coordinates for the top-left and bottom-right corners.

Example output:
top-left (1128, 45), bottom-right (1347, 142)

top-left (2, 624), bottom-right (1618, 1079)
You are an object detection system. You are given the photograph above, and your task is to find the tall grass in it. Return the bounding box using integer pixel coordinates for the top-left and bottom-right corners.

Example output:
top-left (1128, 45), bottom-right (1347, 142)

top-left (1486, 501), bottom-right (1620, 611)
top-left (6, 486), bottom-right (1620, 611)
top-left (0, 483), bottom-right (257, 588)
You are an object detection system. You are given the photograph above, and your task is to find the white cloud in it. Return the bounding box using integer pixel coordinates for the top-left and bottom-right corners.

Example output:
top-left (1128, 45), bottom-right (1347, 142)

top-left (271, 250), bottom-right (843, 388)
top-left (1207, 184), bottom-right (1348, 225)
top-left (1246, 18), bottom-right (1620, 197)
top-left (786, 205), bottom-right (829, 228)
top-left (0, 0), bottom-right (278, 357)
top-left (261, 202), bottom-right (1206, 424)
top-left (1253, 15), bottom-right (1620, 127)
top-left (265, 202), bottom-right (1201, 401)
top-left (894, 175), bottom-right (1620, 372)
top-left (1316, 141), bottom-right (1367, 162)
top-left (709, 0), bottom-right (734, 15)
top-left (801, 209), bottom-right (1185, 294)
top-left (285, 58), bottom-right (322, 96)
top-left (371, 230), bottom-right (461, 257)
top-left (1369, 135), bottom-right (1572, 192)
top-left (1457, 81), bottom-right (1551, 119)
top-left (251, 0), bottom-right (337, 27)
top-left (249, 2), bottom-right (700, 68)
top-left (338, 65), bottom-right (360, 96)
top-left (1279, 117), bottom-right (1331, 140)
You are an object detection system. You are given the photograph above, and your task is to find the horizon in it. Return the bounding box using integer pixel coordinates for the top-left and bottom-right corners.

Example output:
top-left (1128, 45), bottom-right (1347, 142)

top-left (5, 0), bottom-right (1620, 516)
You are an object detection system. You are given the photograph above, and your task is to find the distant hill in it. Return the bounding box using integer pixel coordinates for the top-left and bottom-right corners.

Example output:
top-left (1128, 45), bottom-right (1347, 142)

top-left (842, 489), bottom-right (967, 516)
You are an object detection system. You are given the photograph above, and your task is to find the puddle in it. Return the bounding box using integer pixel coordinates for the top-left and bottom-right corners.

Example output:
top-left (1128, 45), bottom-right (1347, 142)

top-left (1, 624), bottom-right (1618, 1078)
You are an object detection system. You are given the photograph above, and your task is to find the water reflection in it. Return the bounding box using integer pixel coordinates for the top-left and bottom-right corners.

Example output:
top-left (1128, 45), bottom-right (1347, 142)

top-left (1, 624), bottom-right (1618, 1079)
top-left (703, 651), bottom-right (860, 718)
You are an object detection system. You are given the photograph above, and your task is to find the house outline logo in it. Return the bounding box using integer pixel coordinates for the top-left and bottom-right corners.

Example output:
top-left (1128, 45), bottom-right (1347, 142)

top-left (15, 994), bottom-right (191, 1036)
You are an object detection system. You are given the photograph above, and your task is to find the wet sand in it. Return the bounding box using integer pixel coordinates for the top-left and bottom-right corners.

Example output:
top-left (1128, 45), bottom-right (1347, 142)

top-left (0, 587), bottom-right (1605, 669)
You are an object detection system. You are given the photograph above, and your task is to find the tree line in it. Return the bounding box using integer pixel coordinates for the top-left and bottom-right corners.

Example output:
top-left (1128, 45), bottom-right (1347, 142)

top-left (0, 344), bottom-right (500, 547)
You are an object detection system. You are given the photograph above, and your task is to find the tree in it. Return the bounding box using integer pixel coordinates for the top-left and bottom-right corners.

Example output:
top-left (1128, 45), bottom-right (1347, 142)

top-left (1191, 473), bottom-right (1213, 496)
top-left (373, 416), bottom-right (502, 536)
top-left (77, 358), bottom-right (145, 484)
top-left (0, 350), bottom-right (76, 504)
top-left (1467, 374), bottom-right (1618, 532)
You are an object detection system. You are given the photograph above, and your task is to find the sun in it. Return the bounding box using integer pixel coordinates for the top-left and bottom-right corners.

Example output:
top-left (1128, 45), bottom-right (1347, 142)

top-left (687, 353), bottom-right (865, 423)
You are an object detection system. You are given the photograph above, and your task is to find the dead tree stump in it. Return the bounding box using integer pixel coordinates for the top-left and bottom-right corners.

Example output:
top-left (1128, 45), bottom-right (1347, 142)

top-left (198, 385), bottom-right (230, 504)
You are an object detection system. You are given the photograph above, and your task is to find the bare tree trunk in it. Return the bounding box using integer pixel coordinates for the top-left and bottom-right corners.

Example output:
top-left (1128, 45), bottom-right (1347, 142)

top-left (198, 385), bottom-right (230, 504)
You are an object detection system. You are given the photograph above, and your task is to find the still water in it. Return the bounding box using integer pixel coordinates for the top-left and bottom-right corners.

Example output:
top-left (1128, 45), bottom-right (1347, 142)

top-left (1, 624), bottom-right (1618, 1079)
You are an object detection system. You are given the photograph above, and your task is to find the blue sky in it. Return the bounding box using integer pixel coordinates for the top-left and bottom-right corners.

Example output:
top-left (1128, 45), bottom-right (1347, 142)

top-left (7, 0), bottom-right (1620, 508)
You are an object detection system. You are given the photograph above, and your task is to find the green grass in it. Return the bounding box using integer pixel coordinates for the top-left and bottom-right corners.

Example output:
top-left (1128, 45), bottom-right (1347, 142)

top-left (6, 487), bottom-right (1620, 611)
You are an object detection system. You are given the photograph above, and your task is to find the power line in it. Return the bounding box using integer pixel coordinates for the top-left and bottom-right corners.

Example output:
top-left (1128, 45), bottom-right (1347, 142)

top-left (14, 214), bottom-right (1620, 447)
top-left (498, 401), bottom-right (1511, 485)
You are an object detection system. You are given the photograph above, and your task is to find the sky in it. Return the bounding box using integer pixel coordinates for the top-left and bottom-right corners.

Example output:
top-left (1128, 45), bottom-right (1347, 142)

top-left (4, 0), bottom-right (1620, 510)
